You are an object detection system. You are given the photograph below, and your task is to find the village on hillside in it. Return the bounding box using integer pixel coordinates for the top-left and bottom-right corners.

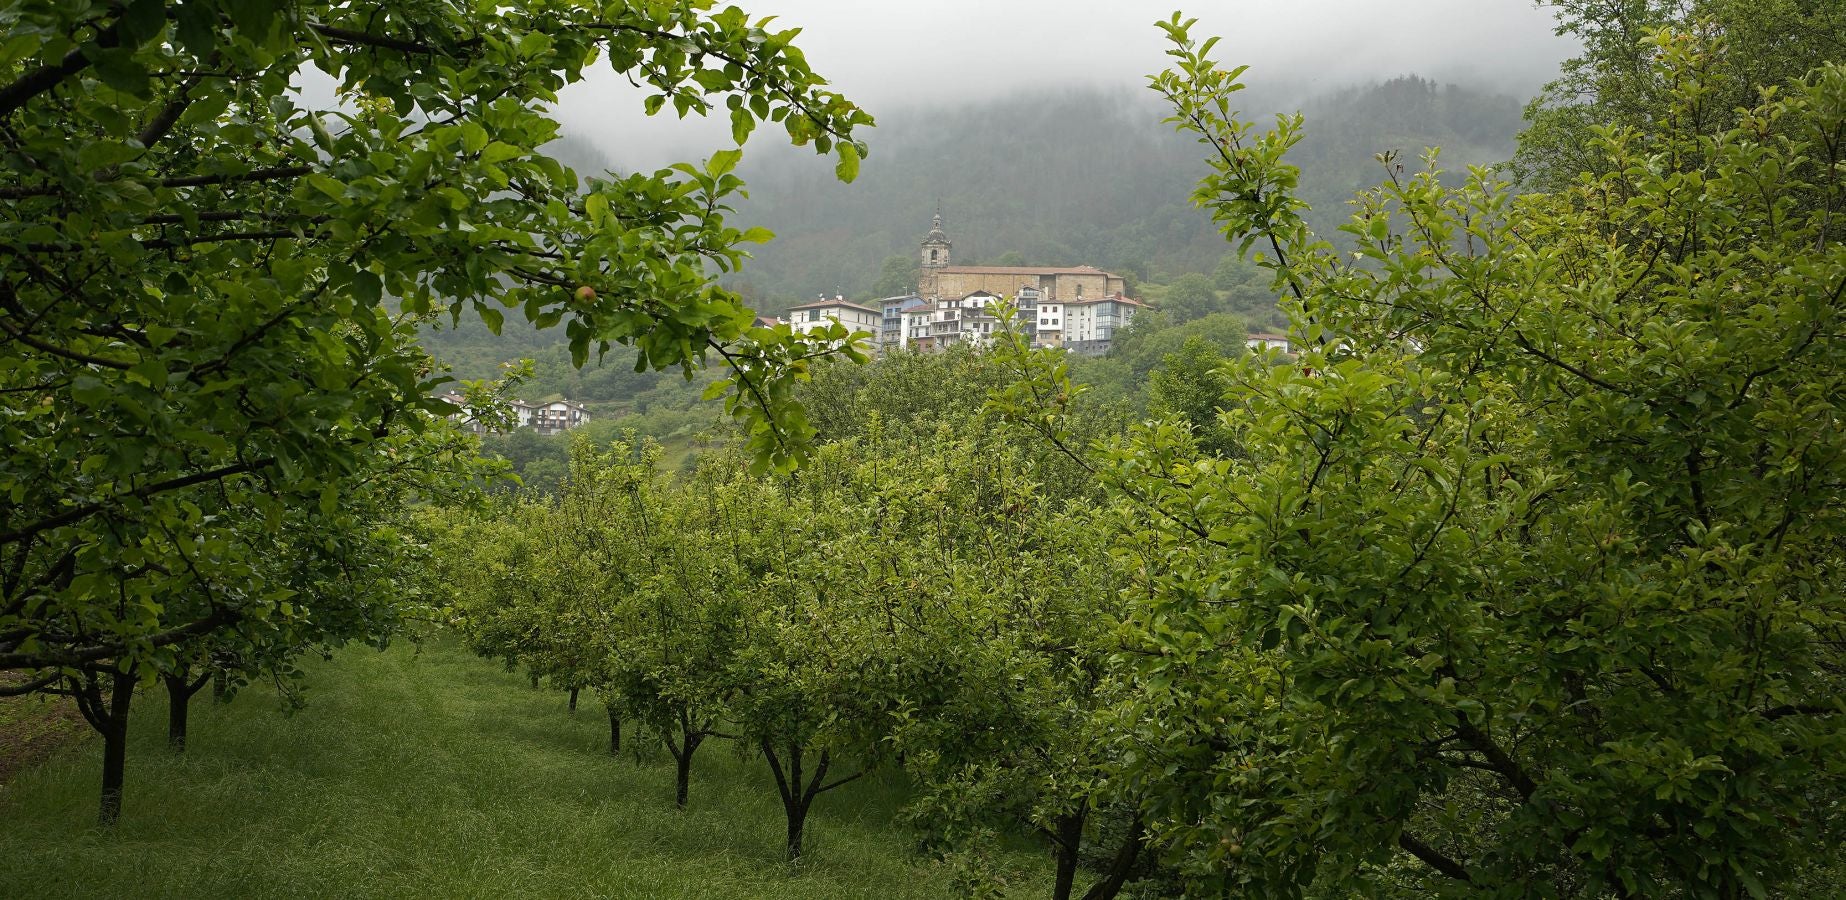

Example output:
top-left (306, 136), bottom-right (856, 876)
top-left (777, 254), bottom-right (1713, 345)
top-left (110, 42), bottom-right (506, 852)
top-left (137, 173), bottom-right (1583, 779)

top-left (449, 214), bottom-right (1295, 435)
top-left (780, 214), bottom-right (1292, 358)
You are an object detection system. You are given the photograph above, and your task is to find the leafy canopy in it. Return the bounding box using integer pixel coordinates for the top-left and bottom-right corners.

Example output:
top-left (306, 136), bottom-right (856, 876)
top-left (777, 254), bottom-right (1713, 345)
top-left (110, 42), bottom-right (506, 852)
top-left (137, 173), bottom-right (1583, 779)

top-left (0, 0), bottom-right (871, 687)
top-left (994, 15), bottom-right (1846, 897)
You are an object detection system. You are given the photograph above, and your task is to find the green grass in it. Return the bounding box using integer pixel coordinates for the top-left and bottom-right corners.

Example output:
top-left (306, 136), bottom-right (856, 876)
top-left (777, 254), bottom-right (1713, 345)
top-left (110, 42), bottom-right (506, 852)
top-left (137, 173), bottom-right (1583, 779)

top-left (0, 639), bottom-right (1053, 898)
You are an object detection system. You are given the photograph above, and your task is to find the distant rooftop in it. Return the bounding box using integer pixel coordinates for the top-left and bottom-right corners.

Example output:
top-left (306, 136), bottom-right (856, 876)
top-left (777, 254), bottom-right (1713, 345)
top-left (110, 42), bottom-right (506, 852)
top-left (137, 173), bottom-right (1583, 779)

top-left (937, 265), bottom-right (1118, 276)
top-left (787, 298), bottom-right (881, 314)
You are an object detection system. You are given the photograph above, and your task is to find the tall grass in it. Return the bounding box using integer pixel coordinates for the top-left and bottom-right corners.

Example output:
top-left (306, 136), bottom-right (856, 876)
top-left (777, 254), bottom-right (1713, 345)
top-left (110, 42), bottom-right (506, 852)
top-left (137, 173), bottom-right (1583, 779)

top-left (0, 639), bottom-right (1053, 898)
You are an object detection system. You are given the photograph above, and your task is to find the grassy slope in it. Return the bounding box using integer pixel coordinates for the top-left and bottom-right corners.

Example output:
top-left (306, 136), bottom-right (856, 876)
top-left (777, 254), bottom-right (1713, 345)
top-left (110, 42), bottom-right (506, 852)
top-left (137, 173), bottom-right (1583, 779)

top-left (0, 640), bottom-right (1052, 899)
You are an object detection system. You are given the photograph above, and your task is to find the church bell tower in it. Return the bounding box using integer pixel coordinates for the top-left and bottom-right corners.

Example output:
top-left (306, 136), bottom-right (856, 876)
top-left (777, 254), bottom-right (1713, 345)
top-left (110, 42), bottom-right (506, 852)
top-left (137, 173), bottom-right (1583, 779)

top-left (919, 212), bottom-right (951, 297)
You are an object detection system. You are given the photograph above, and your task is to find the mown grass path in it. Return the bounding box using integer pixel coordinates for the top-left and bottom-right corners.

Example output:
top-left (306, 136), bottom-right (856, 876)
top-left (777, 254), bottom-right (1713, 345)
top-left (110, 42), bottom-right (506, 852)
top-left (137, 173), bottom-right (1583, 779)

top-left (0, 639), bottom-right (1049, 898)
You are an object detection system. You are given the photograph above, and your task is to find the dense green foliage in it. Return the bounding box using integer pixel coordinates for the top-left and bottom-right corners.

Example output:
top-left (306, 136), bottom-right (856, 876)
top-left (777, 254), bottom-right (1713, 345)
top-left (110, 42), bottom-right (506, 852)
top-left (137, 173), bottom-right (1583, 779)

top-left (1003, 16), bottom-right (1846, 896)
top-left (434, 348), bottom-right (1166, 897)
top-left (0, 0), bottom-right (870, 824)
top-left (1517, 0), bottom-right (1846, 191)
top-left (8, 4), bottom-right (1846, 899)
top-left (424, 17), bottom-right (1846, 891)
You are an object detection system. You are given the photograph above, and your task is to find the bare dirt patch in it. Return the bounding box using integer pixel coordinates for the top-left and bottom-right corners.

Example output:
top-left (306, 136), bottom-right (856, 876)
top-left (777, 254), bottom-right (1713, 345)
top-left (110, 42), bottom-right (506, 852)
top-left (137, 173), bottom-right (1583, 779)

top-left (0, 676), bottom-right (90, 788)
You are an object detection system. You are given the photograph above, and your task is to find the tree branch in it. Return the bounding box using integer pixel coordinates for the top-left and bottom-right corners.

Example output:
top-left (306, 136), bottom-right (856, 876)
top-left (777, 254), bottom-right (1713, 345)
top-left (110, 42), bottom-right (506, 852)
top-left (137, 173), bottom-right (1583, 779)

top-left (0, 460), bottom-right (269, 547)
top-left (0, 19), bottom-right (121, 118)
top-left (1397, 830), bottom-right (1472, 882)
top-left (137, 71), bottom-right (207, 149)
top-left (0, 610), bottom-right (238, 670)
top-left (812, 769), bottom-right (865, 795)
top-left (0, 671), bottom-right (62, 697)
top-left (0, 165), bottom-right (314, 200)
top-left (0, 317), bottom-right (135, 370)
top-left (309, 23), bottom-right (444, 56)
top-left (1454, 719), bottom-right (1538, 800)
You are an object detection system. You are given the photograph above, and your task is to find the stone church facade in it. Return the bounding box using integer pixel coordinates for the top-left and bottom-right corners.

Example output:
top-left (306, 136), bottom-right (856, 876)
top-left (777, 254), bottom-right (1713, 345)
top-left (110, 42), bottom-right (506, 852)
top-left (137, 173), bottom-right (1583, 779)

top-left (914, 215), bottom-right (1127, 302)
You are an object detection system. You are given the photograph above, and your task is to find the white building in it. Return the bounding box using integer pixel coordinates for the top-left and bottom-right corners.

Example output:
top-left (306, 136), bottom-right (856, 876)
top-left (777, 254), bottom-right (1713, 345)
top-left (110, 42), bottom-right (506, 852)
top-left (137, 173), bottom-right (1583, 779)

top-left (1036, 298), bottom-right (1065, 347)
top-left (1246, 332), bottom-right (1293, 353)
top-left (438, 393), bottom-right (591, 436)
top-left (903, 302), bottom-right (934, 349)
top-left (890, 289), bottom-right (1148, 355)
top-left (786, 295), bottom-right (882, 346)
top-left (1059, 295), bottom-right (1148, 355)
top-left (906, 290), bottom-right (1007, 352)
top-left (878, 295), bottom-right (927, 351)
top-left (521, 399), bottom-right (590, 436)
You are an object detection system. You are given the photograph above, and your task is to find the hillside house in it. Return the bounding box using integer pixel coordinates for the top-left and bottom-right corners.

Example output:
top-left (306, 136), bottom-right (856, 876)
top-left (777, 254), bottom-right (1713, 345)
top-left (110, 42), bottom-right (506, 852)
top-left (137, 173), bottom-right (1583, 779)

top-left (1246, 333), bottom-right (1293, 353)
top-left (786, 295), bottom-right (882, 347)
top-left (439, 393), bottom-right (591, 436)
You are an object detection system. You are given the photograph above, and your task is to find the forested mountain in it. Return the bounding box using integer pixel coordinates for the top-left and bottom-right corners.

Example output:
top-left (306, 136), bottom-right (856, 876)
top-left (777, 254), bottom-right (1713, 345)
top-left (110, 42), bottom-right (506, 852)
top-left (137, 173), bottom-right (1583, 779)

top-left (721, 76), bottom-right (1524, 311)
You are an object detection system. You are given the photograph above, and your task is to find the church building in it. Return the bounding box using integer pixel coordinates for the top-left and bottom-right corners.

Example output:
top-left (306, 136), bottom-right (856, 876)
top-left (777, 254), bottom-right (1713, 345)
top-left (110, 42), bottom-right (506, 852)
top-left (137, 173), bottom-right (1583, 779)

top-left (915, 214), bottom-right (1128, 302)
top-left (890, 214), bottom-right (1144, 355)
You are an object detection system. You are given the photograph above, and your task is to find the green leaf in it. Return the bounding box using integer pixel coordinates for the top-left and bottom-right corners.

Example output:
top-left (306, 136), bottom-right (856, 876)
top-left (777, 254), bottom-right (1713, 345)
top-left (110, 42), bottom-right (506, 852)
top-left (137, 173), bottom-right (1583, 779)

top-left (480, 142), bottom-right (524, 165)
top-left (517, 31), bottom-right (554, 58)
top-left (78, 140), bottom-right (140, 170)
top-left (709, 148), bottom-right (743, 177)
top-left (352, 270), bottom-right (383, 306)
top-left (308, 114), bottom-right (337, 154)
top-left (459, 122), bottom-right (489, 154)
top-left (87, 48), bottom-right (151, 98)
top-left (477, 303), bottom-right (505, 335)
top-left (834, 142), bottom-right (860, 183)
top-left (128, 358), bottom-right (168, 390)
top-left (119, 0), bottom-right (168, 45)
top-left (224, 0), bottom-right (276, 36)
top-left (174, 3), bottom-right (217, 55)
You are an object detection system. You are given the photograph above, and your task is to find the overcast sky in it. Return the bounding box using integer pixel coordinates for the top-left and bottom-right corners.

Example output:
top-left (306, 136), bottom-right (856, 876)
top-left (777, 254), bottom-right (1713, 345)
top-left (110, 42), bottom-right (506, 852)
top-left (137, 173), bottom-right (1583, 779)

top-left (552, 1), bottom-right (1579, 164)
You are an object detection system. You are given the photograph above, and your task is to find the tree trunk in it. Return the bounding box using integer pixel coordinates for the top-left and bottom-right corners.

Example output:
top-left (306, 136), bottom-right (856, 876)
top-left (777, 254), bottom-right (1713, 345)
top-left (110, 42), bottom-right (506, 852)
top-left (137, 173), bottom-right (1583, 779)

top-left (674, 741), bottom-right (695, 808)
top-left (211, 668), bottom-right (227, 700)
top-left (68, 666), bottom-right (140, 828)
top-left (568, 685), bottom-right (579, 713)
top-left (763, 740), bottom-right (809, 860)
top-left (530, 671), bottom-right (540, 689)
top-left (1051, 810), bottom-right (1087, 900)
top-left (785, 797), bottom-right (810, 860)
top-left (607, 706), bottom-right (621, 755)
top-left (164, 673), bottom-right (191, 751)
top-left (664, 713), bottom-right (705, 809)
top-left (97, 668), bottom-right (134, 827)
top-left (762, 739), bottom-right (863, 862)
top-left (161, 666), bottom-right (211, 752)
top-left (1078, 815), bottom-right (1146, 900)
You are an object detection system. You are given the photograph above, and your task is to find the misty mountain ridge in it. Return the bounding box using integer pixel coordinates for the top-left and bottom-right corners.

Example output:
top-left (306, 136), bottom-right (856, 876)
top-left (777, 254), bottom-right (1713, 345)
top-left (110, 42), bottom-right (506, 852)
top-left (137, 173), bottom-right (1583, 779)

top-left (715, 76), bottom-right (1524, 310)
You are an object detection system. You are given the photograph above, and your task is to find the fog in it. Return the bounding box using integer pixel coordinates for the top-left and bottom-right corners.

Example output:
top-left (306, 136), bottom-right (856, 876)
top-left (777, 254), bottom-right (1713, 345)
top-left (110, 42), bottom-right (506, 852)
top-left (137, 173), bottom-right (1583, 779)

top-left (551, 1), bottom-right (1578, 168)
